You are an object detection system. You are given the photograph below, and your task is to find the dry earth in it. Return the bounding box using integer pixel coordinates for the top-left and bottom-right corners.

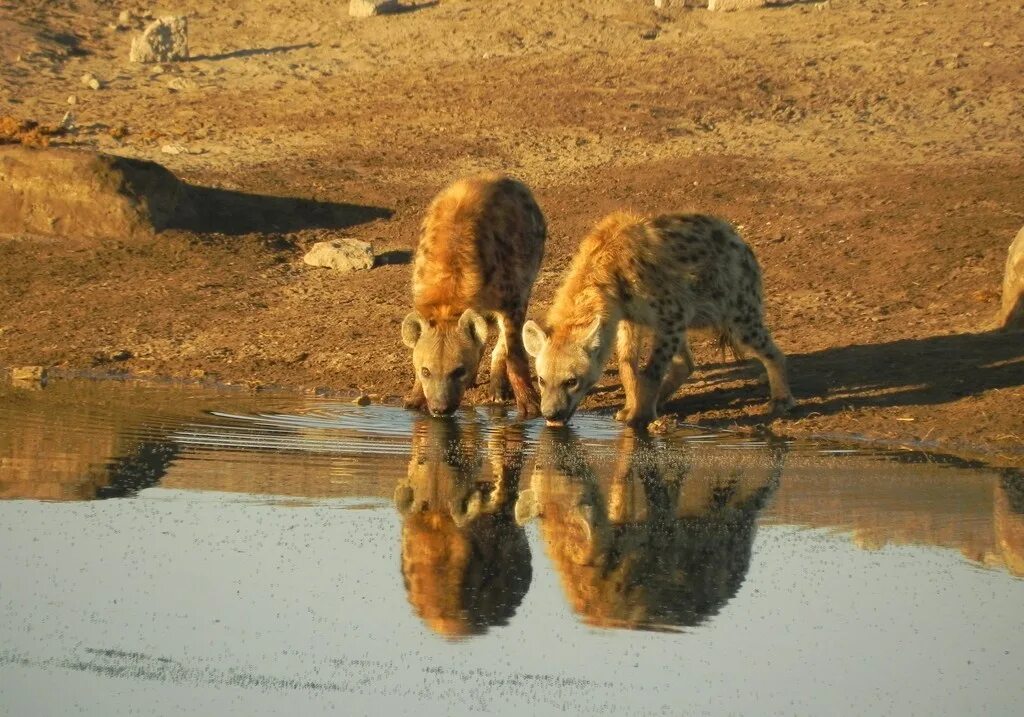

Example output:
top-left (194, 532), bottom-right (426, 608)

top-left (1, 0), bottom-right (1022, 465)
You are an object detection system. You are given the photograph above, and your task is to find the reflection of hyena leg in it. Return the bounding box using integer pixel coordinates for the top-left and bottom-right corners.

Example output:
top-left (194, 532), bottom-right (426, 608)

top-left (488, 322), bottom-right (511, 403)
top-left (501, 308), bottom-right (541, 416)
top-left (404, 377), bottom-right (427, 410)
top-left (657, 333), bottom-right (695, 411)
top-left (725, 312), bottom-right (795, 415)
top-left (629, 324), bottom-right (686, 427)
top-left (615, 321), bottom-right (642, 422)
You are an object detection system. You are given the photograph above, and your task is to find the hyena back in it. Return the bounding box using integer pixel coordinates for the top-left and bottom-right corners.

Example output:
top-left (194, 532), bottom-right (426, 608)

top-left (522, 212), bottom-right (795, 427)
top-left (402, 175), bottom-right (546, 416)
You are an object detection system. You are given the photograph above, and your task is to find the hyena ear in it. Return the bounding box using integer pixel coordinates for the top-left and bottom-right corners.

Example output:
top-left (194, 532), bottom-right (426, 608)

top-left (514, 488), bottom-right (541, 526)
top-left (401, 311), bottom-right (424, 349)
top-left (458, 309), bottom-right (488, 347)
top-left (583, 316), bottom-right (603, 354)
top-left (522, 320), bottom-right (548, 358)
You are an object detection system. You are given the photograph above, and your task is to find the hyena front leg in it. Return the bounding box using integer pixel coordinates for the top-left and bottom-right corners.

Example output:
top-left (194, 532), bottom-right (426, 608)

top-left (627, 324), bottom-right (687, 428)
top-left (403, 377), bottom-right (427, 411)
top-left (488, 324), bottom-right (512, 403)
top-left (500, 308), bottom-right (541, 417)
top-left (656, 332), bottom-right (695, 411)
top-left (614, 320), bottom-right (641, 422)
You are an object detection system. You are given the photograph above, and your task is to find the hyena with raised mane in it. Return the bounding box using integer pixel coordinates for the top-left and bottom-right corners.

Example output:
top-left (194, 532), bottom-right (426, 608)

top-left (402, 175), bottom-right (546, 416)
top-left (522, 212), bottom-right (795, 428)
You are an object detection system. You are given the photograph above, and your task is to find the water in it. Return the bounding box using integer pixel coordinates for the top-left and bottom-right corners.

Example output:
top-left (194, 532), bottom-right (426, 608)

top-left (0, 378), bottom-right (1021, 716)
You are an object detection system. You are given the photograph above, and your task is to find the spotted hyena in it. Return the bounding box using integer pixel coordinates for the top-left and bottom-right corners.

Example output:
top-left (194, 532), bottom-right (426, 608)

top-left (402, 175), bottom-right (546, 416)
top-left (522, 212), bottom-right (795, 427)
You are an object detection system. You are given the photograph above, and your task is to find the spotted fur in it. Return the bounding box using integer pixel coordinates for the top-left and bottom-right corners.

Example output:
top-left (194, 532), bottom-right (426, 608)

top-left (523, 212), bottom-right (795, 427)
top-left (402, 175), bottom-right (547, 416)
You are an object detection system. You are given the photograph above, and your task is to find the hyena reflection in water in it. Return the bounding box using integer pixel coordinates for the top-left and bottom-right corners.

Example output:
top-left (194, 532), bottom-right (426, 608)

top-left (515, 428), bottom-right (784, 631)
top-left (393, 416), bottom-right (532, 637)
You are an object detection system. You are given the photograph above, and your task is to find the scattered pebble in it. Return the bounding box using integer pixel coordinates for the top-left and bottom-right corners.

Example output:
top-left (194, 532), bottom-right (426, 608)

top-left (303, 238), bottom-right (375, 273)
top-left (80, 73), bottom-right (101, 90)
top-left (130, 16), bottom-right (189, 63)
top-left (349, 0), bottom-right (400, 18)
top-left (11, 366), bottom-right (47, 382)
top-left (353, 394), bottom-right (372, 406)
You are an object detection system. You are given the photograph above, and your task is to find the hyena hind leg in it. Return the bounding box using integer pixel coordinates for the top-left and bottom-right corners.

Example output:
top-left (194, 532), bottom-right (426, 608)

top-left (726, 321), bottom-right (795, 415)
top-left (657, 334), bottom-right (695, 411)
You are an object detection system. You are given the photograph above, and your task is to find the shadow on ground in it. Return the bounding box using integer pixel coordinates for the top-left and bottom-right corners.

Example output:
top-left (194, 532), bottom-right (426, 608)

top-left (191, 43), bottom-right (317, 62)
top-left (169, 184), bottom-right (392, 235)
top-left (665, 330), bottom-right (1024, 424)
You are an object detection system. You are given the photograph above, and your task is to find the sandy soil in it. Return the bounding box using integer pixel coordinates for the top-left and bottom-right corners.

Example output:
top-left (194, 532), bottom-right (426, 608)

top-left (1, 0), bottom-right (1022, 466)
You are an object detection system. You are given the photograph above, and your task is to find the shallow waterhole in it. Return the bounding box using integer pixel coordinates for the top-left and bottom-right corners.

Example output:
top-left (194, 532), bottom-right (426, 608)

top-left (0, 378), bottom-right (1021, 715)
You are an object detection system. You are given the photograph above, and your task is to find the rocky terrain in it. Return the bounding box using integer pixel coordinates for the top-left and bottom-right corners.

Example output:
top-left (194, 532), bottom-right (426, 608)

top-left (1, 0), bottom-right (1022, 465)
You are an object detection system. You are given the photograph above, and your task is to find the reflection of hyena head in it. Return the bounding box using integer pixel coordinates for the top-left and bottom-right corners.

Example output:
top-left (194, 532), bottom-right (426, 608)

top-left (523, 212), bottom-right (795, 428)
top-left (516, 429), bottom-right (780, 630)
top-left (402, 175), bottom-right (547, 418)
top-left (395, 417), bottom-right (532, 637)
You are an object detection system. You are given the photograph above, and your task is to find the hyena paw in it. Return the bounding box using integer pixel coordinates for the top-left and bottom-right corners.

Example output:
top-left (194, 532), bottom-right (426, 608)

top-left (488, 377), bottom-right (513, 404)
top-left (623, 408), bottom-right (656, 429)
top-left (403, 392), bottom-right (426, 411)
top-left (769, 395), bottom-right (796, 416)
top-left (614, 407), bottom-right (631, 422)
top-left (517, 396), bottom-right (540, 418)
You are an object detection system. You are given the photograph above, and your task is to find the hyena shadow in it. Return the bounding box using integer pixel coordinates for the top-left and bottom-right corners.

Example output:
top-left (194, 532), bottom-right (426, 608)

top-left (515, 427), bottom-right (784, 631)
top-left (671, 330), bottom-right (1024, 422)
top-left (394, 415), bottom-right (532, 638)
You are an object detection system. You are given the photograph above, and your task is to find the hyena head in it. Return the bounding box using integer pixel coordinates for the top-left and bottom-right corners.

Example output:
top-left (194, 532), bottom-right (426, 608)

top-left (522, 317), bottom-right (609, 426)
top-left (402, 308), bottom-right (488, 416)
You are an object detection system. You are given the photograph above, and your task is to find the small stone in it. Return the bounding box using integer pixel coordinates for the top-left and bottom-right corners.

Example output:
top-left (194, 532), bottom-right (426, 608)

top-left (708, 0), bottom-right (766, 10)
top-left (67, 95), bottom-right (77, 105)
top-left (111, 349), bottom-right (133, 361)
top-left (161, 143), bottom-right (186, 155)
top-left (353, 394), bottom-right (371, 406)
top-left (58, 111), bottom-right (75, 131)
top-left (116, 10), bottom-right (133, 29)
top-left (130, 16), bottom-right (189, 63)
top-left (189, 368), bottom-right (207, 379)
top-left (303, 238), bottom-right (375, 272)
top-left (982, 41), bottom-right (994, 48)
top-left (80, 72), bottom-right (101, 89)
top-left (11, 366), bottom-right (47, 382)
top-left (349, 0), bottom-right (400, 18)
top-left (999, 225), bottom-right (1024, 329)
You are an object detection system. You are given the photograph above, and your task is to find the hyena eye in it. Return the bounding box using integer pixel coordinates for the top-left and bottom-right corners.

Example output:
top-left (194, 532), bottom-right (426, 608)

top-left (421, 367), bottom-right (431, 379)
top-left (563, 377), bottom-right (579, 390)
top-left (449, 366), bottom-right (466, 381)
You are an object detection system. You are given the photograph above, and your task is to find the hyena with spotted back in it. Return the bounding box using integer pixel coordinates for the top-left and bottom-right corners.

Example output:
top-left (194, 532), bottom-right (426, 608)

top-left (401, 175), bottom-right (546, 417)
top-left (522, 212), bottom-right (795, 428)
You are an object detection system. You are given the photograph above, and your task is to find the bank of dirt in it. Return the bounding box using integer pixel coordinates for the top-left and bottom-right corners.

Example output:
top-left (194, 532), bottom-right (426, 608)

top-left (1, 0), bottom-right (1022, 466)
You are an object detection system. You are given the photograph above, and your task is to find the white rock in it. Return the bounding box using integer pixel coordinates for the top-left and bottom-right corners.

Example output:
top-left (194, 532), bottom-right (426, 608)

top-left (303, 238), bottom-right (375, 273)
top-left (160, 143), bottom-right (186, 155)
top-left (117, 10), bottom-right (133, 29)
top-left (708, 0), bottom-right (766, 10)
top-left (999, 225), bottom-right (1024, 329)
top-left (130, 16), bottom-right (189, 63)
top-left (80, 72), bottom-right (101, 89)
top-left (349, 0), bottom-right (400, 18)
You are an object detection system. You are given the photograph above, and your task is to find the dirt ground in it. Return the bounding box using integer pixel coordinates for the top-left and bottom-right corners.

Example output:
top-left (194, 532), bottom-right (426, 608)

top-left (1, 0), bottom-right (1022, 466)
